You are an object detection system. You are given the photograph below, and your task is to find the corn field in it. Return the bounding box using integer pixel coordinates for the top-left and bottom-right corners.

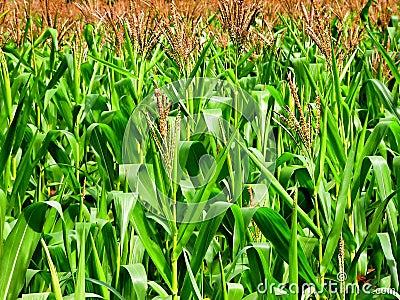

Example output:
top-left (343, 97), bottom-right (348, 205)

top-left (0, 0), bottom-right (400, 299)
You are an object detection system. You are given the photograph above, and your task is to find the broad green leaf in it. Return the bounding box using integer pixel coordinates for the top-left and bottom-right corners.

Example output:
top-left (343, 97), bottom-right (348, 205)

top-left (180, 202), bottom-right (231, 299)
top-left (377, 233), bottom-right (399, 290)
top-left (360, 0), bottom-right (375, 24)
top-left (85, 278), bottom-right (124, 300)
top-left (243, 146), bottom-right (321, 237)
top-left (0, 202), bottom-right (48, 300)
top-left (88, 234), bottom-right (109, 299)
top-left (253, 207), bottom-right (321, 291)
top-left (130, 203), bottom-right (172, 290)
top-left (0, 189), bottom-right (5, 259)
top-left (75, 223), bottom-right (91, 300)
top-left (188, 36), bottom-right (215, 78)
top-left (100, 222), bottom-right (120, 284)
top-left (348, 189), bottom-right (398, 279)
top-left (360, 156), bottom-right (392, 203)
top-left (321, 140), bottom-right (357, 276)
top-left (63, 293), bottom-right (103, 299)
top-left (122, 264), bottom-right (148, 300)
top-left (365, 79), bottom-right (400, 120)
top-left (231, 204), bottom-right (246, 259)
top-left (242, 292), bottom-right (258, 300)
top-left (10, 130), bottom-right (81, 212)
top-left (88, 54), bottom-right (137, 79)
top-left (0, 49), bottom-right (12, 120)
top-left (227, 283), bottom-right (244, 300)
top-left (112, 192), bottom-right (137, 258)
top-left (183, 250), bottom-right (202, 300)
top-left (21, 293), bottom-right (50, 300)
top-left (148, 281), bottom-right (169, 298)
top-left (176, 129), bottom-right (238, 255)
top-left (41, 239), bottom-right (63, 300)
top-left (352, 121), bottom-right (391, 200)
top-left (33, 28), bottom-right (58, 70)
top-left (365, 25), bottom-right (400, 84)
top-left (0, 88), bottom-right (32, 179)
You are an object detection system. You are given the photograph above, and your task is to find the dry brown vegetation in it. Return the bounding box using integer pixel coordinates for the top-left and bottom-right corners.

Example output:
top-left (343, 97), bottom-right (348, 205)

top-left (0, 0), bottom-right (398, 47)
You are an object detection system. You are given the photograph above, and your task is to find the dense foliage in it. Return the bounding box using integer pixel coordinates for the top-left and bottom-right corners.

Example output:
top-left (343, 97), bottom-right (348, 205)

top-left (0, 0), bottom-right (399, 299)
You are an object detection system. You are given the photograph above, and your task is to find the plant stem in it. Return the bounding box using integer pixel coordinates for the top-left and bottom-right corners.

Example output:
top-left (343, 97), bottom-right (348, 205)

top-left (171, 184), bottom-right (179, 300)
top-left (289, 187), bottom-right (298, 300)
top-left (172, 230), bottom-right (178, 300)
top-left (172, 112), bottom-right (180, 300)
top-left (315, 189), bottom-right (324, 285)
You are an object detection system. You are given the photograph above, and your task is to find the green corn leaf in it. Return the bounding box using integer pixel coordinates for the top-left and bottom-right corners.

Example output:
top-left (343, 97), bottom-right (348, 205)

top-left (100, 222), bottom-right (120, 282)
top-left (85, 278), bottom-right (125, 300)
top-left (40, 238), bottom-right (63, 300)
top-left (33, 28), bottom-right (58, 70)
top-left (148, 281), bottom-right (169, 298)
top-left (89, 234), bottom-right (109, 299)
top-left (0, 202), bottom-right (48, 300)
top-left (112, 192), bottom-right (137, 258)
top-left (21, 293), bottom-right (50, 300)
top-left (253, 207), bottom-right (321, 291)
top-left (321, 139), bottom-right (357, 276)
top-left (88, 54), bottom-right (137, 79)
top-left (365, 25), bottom-right (400, 84)
top-left (188, 36), bottom-right (214, 79)
top-left (75, 222), bottom-right (91, 300)
top-left (176, 129), bottom-right (238, 255)
top-left (183, 249), bottom-right (202, 300)
top-left (227, 283), bottom-right (244, 300)
top-left (231, 204), bottom-right (246, 259)
top-left (0, 84), bottom-right (32, 177)
top-left (130, 203), bottom-right (172, 290)
top-left (86, 123), bottom-right (121, 190)
top-left (180, 202), bottom-right (231, 299)
top-left (0, 49), bottom-right (12, 121)
top-left (121, 264), bottom-right (148, 300)
top-left (243, 146), bottom-right (321, 237)
top-left (360, 0), bottom-right (375, 24)
top-left (348, 189), bottom-right (398, 279)
top-left (377, 233), bottom-right (399, 290)
top-left (360, 156), bottom-right (392, 202)
top-left (365, 79), bottom-right (400, 120)
top-left (0, 189), bottom-right (5, 259)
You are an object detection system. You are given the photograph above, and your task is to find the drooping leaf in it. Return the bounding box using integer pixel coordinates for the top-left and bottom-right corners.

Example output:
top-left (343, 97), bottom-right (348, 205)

top-left (0, 202), bottom-right (48, 300)
top-left (253, 207), bottom-right (321, 291)
top-left (121, 263), bottom-right (148, 300)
